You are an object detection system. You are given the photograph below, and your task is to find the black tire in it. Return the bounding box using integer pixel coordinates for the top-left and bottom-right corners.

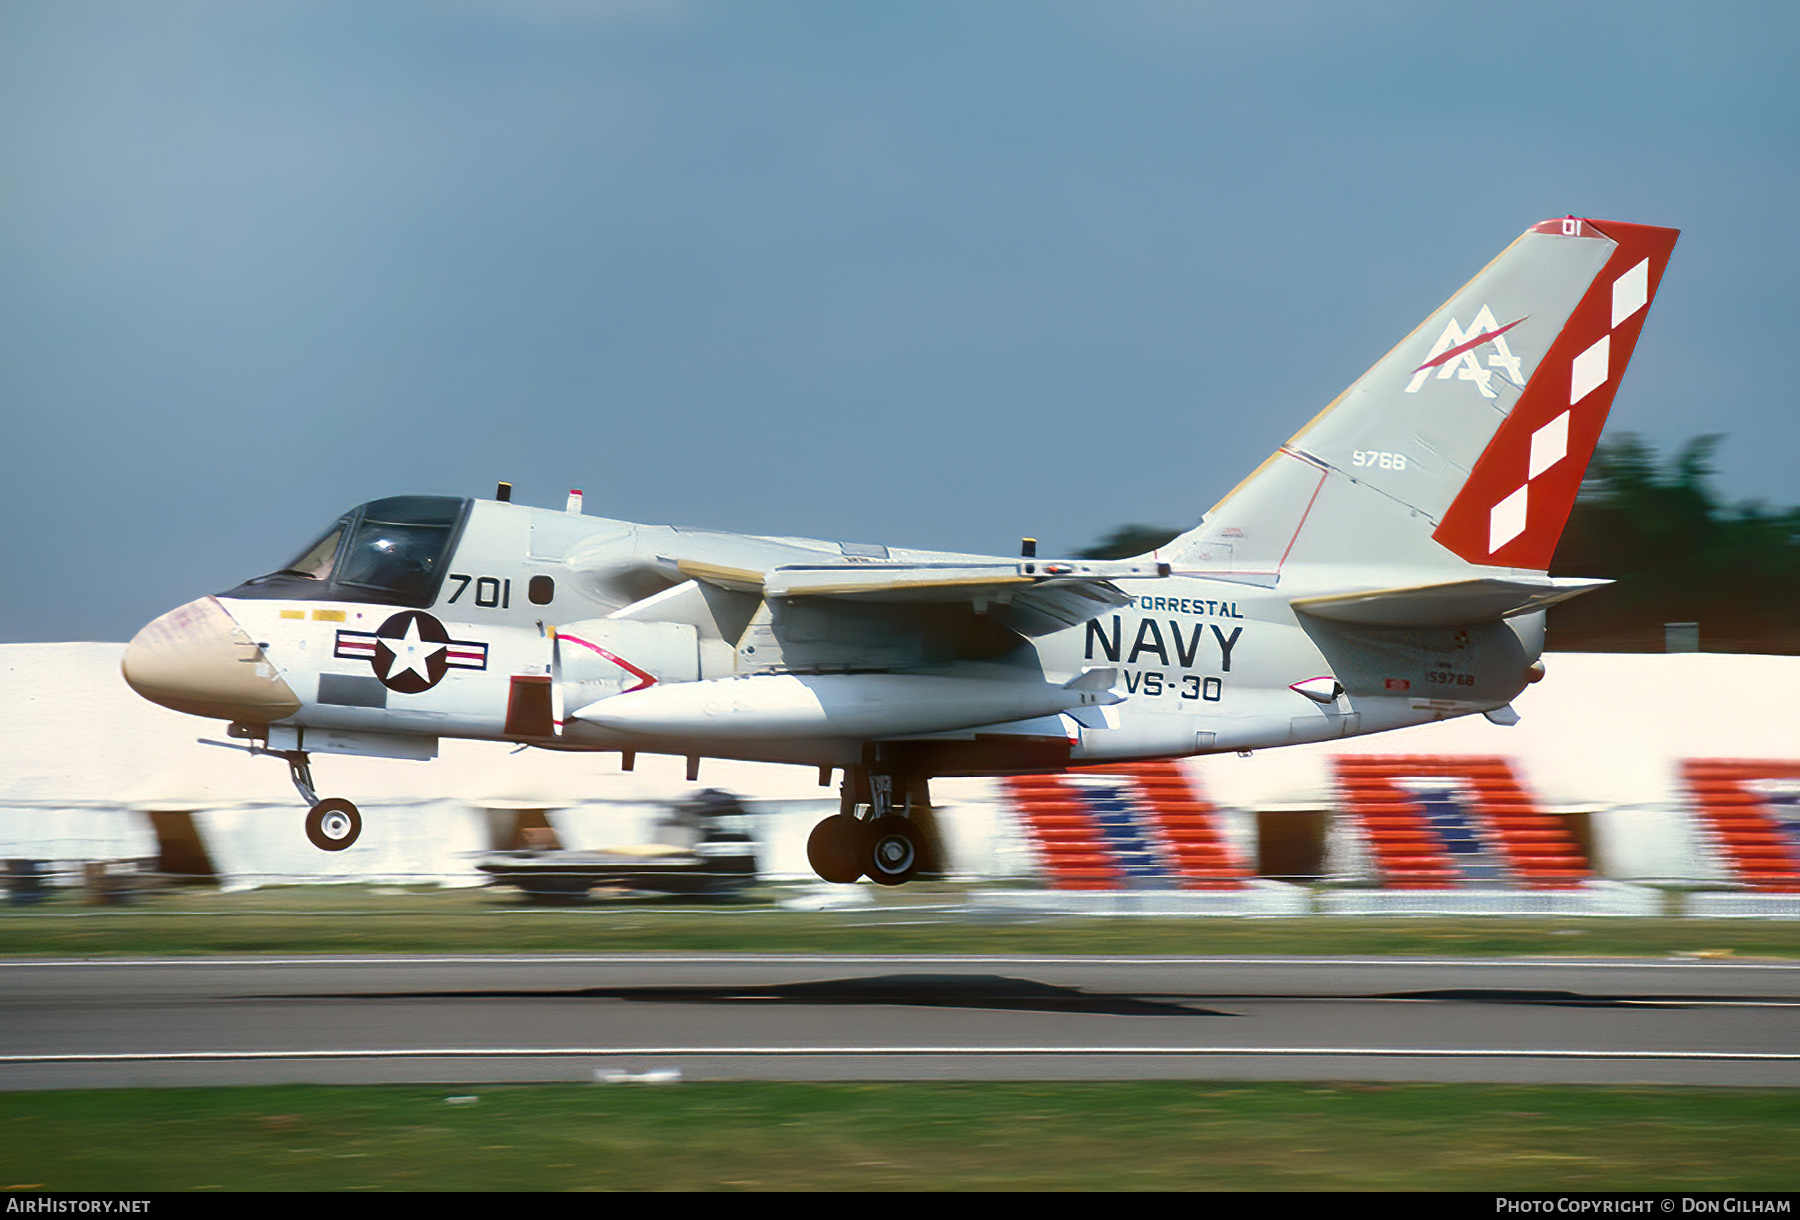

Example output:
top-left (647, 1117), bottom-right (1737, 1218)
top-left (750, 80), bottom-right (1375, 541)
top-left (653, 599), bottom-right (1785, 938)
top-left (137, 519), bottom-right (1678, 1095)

top-left (306, 798), bottom-right (362, 852)
top-left (866, 816), bottom-right (921, 886)
top-left (806, 815), bottom-right (868, 884)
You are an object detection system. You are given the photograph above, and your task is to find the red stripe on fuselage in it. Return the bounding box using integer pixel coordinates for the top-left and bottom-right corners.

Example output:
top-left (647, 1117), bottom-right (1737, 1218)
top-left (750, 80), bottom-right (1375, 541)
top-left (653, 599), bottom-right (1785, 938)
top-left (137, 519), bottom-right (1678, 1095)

top-left (559, 633), bottom-right (657, 692)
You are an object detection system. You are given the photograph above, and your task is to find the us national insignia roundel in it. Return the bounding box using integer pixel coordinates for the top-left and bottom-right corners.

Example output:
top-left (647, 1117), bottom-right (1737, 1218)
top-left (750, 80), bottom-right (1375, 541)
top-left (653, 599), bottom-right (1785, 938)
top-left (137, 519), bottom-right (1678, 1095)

top-left (333, 611), bottom-right (489, 694)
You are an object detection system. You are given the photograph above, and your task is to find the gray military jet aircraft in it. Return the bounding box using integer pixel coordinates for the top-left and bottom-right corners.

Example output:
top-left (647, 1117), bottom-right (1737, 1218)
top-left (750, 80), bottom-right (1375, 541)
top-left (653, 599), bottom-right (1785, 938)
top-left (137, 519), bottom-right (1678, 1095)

top-left (122, 216), bottom-right (1679, 884)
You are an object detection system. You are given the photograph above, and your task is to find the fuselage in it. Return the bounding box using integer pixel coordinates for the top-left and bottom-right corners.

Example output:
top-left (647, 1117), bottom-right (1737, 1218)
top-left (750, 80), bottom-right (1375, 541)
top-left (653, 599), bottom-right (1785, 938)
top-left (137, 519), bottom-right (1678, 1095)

top-left (124, 494), bottom-right (1536, 776)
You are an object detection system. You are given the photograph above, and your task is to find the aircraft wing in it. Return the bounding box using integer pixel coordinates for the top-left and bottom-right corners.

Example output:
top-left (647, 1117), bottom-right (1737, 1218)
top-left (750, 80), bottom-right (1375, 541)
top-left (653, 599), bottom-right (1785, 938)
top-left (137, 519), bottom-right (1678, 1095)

top-left (1291, 575), bottom-right (1610, 627)
top-left (660, 556), bottom-right (1167, 637)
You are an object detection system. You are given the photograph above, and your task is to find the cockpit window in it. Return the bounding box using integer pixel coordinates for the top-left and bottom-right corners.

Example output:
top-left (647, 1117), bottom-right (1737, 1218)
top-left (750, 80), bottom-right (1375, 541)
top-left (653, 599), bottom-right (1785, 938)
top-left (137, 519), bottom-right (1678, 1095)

top-left (276, 521), bottom-right (348, 582)
top-left (335, 497), bottom-right (464, 604)
top-left (223, 495), bottom-right (471, 607)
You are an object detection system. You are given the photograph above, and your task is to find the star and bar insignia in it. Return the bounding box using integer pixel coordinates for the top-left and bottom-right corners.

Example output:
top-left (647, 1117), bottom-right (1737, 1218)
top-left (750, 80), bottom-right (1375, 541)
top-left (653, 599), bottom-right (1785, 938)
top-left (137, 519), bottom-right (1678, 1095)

top-left (334, 611), bottom-right (488, 694)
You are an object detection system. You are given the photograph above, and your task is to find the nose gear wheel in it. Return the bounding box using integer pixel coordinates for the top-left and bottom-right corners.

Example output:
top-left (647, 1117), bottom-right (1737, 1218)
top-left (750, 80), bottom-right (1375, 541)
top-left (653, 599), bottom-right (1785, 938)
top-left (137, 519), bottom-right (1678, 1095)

top-left (306, 798), bottom-right (362, 851)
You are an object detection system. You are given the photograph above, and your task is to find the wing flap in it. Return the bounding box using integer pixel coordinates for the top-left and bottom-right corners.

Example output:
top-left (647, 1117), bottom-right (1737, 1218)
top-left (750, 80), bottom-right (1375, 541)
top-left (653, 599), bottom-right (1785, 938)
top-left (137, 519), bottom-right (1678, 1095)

top-left (764, 564), bottom-right (1031, 600)
top-left (663, 558), bottom-right (765, 592)
top-left (656, 556), bottom-right (1164, 638)
top-left (995, 579), bottom-right (1136, 637)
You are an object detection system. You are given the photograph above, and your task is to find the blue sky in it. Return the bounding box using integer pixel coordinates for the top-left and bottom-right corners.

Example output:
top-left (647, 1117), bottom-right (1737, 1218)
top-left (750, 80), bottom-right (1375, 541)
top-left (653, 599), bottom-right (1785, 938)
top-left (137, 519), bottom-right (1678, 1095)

top-left (3, 1), bottom-right (1795, 641)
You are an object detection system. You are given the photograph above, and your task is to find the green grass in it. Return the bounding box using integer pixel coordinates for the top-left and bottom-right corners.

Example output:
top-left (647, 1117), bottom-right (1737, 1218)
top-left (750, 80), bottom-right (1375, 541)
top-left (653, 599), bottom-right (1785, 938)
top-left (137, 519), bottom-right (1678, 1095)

top-left (1, 1081), bottom-right (1794, 1191)
top-left (1, 883), bottom-right (1798, 959)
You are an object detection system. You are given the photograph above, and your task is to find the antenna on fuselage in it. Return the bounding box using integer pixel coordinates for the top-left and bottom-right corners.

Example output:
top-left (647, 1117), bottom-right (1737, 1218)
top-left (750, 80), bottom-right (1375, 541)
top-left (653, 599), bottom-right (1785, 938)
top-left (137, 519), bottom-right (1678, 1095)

top-left (495, 481), bottom-right (513, 502)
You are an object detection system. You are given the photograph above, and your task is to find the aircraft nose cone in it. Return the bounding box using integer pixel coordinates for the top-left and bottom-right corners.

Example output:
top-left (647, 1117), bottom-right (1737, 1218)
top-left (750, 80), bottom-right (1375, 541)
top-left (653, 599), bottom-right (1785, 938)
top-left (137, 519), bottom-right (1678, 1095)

top-left (122, 596), bottom-right (302, 723)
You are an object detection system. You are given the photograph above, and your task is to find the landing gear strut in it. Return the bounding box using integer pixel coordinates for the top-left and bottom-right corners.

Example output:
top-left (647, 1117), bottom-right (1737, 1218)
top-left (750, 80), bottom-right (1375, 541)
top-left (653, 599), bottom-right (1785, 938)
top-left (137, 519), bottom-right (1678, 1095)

top-left (281, 749), bottom-right (363, 852)
top-left (804, 768), bottom-right (936, 885)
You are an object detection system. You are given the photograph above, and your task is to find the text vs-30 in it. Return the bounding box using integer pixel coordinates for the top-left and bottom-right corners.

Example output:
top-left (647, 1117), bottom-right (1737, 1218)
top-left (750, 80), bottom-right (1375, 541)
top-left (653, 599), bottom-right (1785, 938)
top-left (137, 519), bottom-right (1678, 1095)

top-left (1122, 671), bottom-right (1225, 701)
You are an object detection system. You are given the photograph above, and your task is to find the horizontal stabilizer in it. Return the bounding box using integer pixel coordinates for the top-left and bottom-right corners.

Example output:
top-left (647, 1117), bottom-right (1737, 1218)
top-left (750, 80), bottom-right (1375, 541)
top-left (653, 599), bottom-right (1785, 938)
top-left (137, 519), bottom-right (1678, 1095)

top-left (1292, 575), bottom-right (1609, 627)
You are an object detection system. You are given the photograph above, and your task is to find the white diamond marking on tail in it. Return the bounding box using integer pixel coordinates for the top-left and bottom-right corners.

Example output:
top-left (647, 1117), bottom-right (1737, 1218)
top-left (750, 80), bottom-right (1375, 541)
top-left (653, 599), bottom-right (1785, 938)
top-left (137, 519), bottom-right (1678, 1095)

top-left (1570, 335), bottom-right (1610, 405)
top-left (1483, 252), bottom-right (1657, 557)
top-left (1528, 411), bottom-right (1569, 480)
top-left (1612, 259), bottom-right (1649, 327)
top-left (1488, 485), bottom-right (1530, 552)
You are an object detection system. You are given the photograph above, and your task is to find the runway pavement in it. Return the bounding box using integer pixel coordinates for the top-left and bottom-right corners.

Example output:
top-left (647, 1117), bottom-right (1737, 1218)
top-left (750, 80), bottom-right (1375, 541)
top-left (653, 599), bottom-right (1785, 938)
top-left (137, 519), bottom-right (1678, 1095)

top-left (2, 954), bottom-right (1797, 1089)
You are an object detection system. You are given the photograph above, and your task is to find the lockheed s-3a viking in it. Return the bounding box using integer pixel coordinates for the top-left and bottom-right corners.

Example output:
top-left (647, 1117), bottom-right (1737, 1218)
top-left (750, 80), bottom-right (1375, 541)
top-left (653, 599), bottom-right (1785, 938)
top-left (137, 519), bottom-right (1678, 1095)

top-left (122, 217), bottom-right (1679, 884)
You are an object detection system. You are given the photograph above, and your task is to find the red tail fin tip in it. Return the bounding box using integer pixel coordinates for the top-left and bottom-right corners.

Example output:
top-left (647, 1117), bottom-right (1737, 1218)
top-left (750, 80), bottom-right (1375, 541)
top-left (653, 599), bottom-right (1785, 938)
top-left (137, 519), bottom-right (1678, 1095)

top-left (1431, 218), bottom-right (1679, 569)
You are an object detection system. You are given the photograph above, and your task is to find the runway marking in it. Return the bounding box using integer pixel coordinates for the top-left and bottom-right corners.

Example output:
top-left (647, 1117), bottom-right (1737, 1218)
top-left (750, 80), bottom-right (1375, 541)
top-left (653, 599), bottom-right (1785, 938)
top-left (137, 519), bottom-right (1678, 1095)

top-left (6, 955), bottom-right (1800, 970)
top-left (5, 1047), bottom-right (1799, 1064)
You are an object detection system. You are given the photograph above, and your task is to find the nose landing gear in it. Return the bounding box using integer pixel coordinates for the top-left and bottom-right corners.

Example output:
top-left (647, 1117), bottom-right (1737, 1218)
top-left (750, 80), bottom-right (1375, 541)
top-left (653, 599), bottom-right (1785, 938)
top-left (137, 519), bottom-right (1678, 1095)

top-left (282, 749), bottom-right (364, 852)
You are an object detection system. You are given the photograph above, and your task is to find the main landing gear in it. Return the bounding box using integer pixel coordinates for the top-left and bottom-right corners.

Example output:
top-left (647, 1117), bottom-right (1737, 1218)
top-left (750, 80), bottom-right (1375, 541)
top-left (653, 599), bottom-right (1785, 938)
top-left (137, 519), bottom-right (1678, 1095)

top-left (283, 749), bottom-right (363, 852)
top-left (805, 769), bottom-right (934, 886)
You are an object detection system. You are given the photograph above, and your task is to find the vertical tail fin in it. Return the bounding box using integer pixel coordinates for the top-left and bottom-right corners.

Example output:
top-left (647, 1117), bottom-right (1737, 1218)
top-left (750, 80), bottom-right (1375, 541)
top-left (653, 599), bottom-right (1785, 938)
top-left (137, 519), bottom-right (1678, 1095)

top-left (1163, 217), bottom-right (1679, 578)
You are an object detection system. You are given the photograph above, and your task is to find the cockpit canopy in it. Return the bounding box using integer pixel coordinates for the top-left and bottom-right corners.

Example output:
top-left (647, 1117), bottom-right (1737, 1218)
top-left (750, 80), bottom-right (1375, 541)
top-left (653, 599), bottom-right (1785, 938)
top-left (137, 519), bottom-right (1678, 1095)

top-left (223, 495), bottom-right (471, 607)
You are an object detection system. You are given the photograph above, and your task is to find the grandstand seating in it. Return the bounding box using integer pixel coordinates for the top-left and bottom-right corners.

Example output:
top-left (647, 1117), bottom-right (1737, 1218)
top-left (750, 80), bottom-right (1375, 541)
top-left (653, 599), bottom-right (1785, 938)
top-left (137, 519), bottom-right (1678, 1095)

top-left (1002, 763), bottom-right (1247, 890)
top-left (1332, 755), bottom-right (1590, 889)
top-left (1000, 754), bottom-right (1800, 894)
top-left (1681, 760), bottom-right (1800, 891)
top-left (1003, 774), bottom-right (1121, 890)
